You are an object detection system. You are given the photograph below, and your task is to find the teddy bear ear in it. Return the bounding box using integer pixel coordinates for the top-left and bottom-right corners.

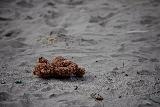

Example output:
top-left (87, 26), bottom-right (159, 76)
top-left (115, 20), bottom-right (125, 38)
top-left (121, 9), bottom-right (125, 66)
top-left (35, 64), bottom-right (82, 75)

top-left (38, 57), bottom-right (43, 62)
top-left (38, 57), bottom-right (48, 63)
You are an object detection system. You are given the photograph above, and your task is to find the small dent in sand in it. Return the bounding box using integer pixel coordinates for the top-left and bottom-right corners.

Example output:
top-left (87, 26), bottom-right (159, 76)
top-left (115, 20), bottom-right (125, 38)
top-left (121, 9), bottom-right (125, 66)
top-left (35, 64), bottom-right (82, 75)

top-left (0, 92), bottom-right (11, 101)
top-left (25, 16), bottom-right (33, 20)
top-left (137, 70), bottom-right (151, 75)
top-left (54, 0), bottom-right (83, 5)
top-left (1, 81), bottom-right (6, 84)
top-left (78, 38), bottom-right (98, 46)
top-left (90, 93), bottom-right (103, 101)
top-left (131, 38), bottom-right (148, 42)
top-left (150, 58), bottom-right (159, 62)
top-left (41, 86), bottom-right (52, 92)
top-left (32, 93), bottom-right (42, 98)
top-left (44, 2), bottom-right (55, 7)
top-left (125, 74), bottom-right (128, 76)
top-left (74, 86), bottom-right (78, 90)
top-left (49, 93), bottom-right (57, 98)
top-left (140, 15), bottom-right (157, 25)
top-left (16, 1), bottom-right (34, 8)
top-left (2, 29), bottom-right (21, 39)
top-left (138, 57), bottom-right (148, 62)
top-left (113, 67), bottom-right (119, 70)
top-left (118, 95), bottom-right (122, 98)
top-left (127, 80), bottom-right (145, 88)
top-left (49, 93), bottom-right (56, 98)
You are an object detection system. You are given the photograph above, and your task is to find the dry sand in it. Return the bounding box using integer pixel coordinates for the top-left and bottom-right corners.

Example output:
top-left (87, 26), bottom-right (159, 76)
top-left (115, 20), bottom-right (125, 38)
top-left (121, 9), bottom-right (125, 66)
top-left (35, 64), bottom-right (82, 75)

top-left (0, 0), bottom-right (160, 107)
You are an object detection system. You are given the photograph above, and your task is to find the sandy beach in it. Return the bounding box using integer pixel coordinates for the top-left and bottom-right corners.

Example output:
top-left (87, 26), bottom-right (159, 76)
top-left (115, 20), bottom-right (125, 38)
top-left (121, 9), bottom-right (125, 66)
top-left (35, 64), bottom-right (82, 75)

top-left (0, 0), bottom-right (160, 107)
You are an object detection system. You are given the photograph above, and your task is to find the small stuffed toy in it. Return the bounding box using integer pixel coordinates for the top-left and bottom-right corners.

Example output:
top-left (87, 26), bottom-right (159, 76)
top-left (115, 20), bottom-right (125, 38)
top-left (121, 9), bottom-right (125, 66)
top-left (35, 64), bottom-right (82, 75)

top-left (33, 56), bottom-right (85, 78)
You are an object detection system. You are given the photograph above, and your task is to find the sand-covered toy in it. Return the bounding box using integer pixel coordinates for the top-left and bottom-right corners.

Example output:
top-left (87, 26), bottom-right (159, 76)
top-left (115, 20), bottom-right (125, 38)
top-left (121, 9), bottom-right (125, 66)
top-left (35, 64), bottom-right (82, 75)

top-left (33, 56), bottom-right (85, 78)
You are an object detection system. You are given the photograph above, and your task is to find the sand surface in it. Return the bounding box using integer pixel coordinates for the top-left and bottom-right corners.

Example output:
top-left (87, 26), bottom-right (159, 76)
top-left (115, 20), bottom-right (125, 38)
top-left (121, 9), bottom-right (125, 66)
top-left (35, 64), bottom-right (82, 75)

top-left (0, 0), bottom-right (160, 107)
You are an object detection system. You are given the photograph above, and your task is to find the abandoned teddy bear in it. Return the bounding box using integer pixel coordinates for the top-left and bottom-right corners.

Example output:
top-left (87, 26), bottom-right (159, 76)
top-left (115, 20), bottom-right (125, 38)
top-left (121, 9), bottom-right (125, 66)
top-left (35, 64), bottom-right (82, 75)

top-left (33, 56), bottom-right (85, 78)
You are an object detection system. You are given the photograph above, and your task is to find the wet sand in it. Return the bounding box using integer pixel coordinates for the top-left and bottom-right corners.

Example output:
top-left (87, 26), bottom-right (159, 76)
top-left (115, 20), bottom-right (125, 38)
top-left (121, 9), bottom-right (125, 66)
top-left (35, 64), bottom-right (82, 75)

top-left (0, 0), bottom-right (160, 107)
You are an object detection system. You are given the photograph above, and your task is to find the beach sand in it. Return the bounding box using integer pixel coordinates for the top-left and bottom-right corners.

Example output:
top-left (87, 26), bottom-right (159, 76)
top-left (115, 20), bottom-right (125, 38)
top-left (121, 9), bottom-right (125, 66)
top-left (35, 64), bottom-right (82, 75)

top-left (0, 0), bottom-right (160, 107)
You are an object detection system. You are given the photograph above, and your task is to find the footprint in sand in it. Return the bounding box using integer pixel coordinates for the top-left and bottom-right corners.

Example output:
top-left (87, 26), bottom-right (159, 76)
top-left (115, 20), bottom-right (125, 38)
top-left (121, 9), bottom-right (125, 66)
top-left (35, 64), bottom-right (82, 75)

top-left (0, 92), bottom-right (11, 102)
top-left (140, 46), bottom-right (160, 54)
top-left (63, 100), bottom-right (90, 107)
top-left (138, 99), bottom-right (156, 107)
top-left (140, 15), bottom-right (158, 26)
top-left (89, 12), bottom-right (115, 26)
top-left (43, 2), bottom-right (55, 8)
top-left (16, 0), bottom-right (34, 8)
top-left (118, 43), bottom-right (125, 52)
top-left (77, 38), bottom-right (98, 46)
top-left (44, 14), bottom-right (60, 27)
top-left (0, 8), bottom-right (15, 21)
top-left (0, 39), bottom-right (27, 58)
top-left (137, 69), bottom-right (152, 75)
top-left (150, 58), bottom-right (159, 62)
top-left (150, 0), bottom-right (160, 7)
top-left (89, 16), bottom-right (107, 23)
top-left (18, 61), bottom-right (28, 67)
top-left (138, 57), bottom-right (148, 62)
top-left (127, 80), bottom-right (145, 88)
top-left (0, 30), bottom-right (4, 39)
top-left (41, 86), bottom-right (52, 92)
top-left (131, 38), bottom-right (148, 43)
top-left (0, 0), bottom-right (16, 3)
top-left (2, 29), bottom-right (21, 39)
top-left (1, 40), bottom-right (27, 48)
top-left (54, 0), bottom-right (83, 5)
top-left (33, 93), bottom-right (42, 98)
top-left (49, 92), bottom-right (72, 99)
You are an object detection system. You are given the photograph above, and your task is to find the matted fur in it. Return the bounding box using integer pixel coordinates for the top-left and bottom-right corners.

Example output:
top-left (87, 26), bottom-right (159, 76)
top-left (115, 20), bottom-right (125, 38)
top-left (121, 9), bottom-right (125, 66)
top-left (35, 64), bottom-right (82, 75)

top-left (33, 56), bottom-right (85, 78)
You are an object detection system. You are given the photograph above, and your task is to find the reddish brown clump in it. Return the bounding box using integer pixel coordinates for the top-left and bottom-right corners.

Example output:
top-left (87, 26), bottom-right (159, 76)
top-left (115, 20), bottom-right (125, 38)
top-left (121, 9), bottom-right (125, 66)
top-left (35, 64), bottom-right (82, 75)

top-left (33, 56), bottom-right (85, 78)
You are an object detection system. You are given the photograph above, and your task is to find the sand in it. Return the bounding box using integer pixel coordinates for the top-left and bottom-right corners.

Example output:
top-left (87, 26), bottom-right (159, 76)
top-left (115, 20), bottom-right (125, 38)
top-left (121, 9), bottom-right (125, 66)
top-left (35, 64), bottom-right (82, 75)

top-left (0, 0), bottom-right (160, 107)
